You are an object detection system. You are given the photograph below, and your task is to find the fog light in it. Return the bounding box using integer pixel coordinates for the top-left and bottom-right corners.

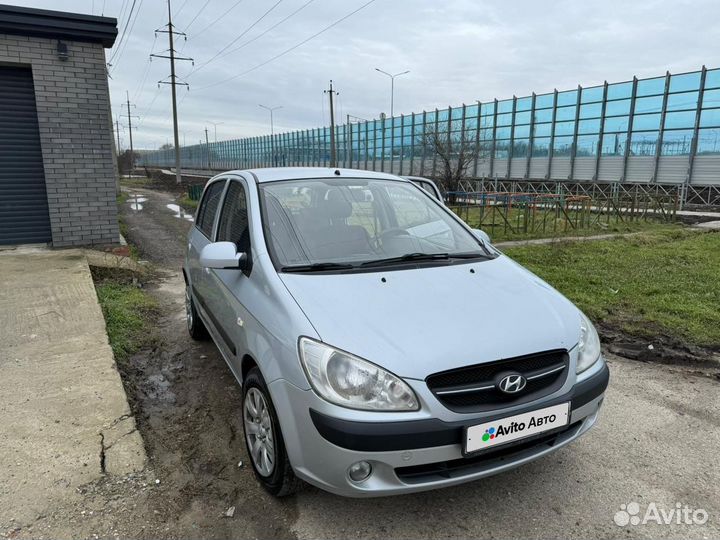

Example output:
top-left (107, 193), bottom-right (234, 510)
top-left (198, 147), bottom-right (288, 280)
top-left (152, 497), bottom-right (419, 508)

top-left (348, 461), bottom-right (372, 482)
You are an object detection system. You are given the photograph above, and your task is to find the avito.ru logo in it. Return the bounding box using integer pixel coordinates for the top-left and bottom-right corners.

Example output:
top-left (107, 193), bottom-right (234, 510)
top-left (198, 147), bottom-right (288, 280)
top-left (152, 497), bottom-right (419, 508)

top-left (481, 413), bottom-right (558, 443)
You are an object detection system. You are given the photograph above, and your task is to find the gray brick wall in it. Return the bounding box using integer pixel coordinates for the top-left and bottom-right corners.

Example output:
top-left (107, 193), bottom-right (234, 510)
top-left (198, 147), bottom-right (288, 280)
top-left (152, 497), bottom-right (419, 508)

top-left (0, 34), bottom-right (119, 247)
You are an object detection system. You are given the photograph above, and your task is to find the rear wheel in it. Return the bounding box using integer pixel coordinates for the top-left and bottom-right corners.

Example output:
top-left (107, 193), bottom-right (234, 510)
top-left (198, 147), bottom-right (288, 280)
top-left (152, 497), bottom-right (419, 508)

top-left (185, 284), bottom-right (208, 340)
top-left (242, 367), bottom-right (302, 497)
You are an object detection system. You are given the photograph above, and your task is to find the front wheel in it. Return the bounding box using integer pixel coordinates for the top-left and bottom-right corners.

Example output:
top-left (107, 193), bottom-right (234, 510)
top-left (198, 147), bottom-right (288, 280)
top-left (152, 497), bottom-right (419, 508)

top-left (242, 367), bottom-right (302, 497)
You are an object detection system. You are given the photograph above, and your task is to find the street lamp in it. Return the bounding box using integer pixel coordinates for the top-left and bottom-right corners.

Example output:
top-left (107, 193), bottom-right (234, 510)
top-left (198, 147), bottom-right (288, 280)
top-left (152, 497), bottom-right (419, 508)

top-left (375, 68), bottom-right (410, 117)
top-left (258, 104), bottom-right (282, 135)
top-left (209, 121), bottom-right (224, 143)
top-left (259, 104), bottom-right (283, 166)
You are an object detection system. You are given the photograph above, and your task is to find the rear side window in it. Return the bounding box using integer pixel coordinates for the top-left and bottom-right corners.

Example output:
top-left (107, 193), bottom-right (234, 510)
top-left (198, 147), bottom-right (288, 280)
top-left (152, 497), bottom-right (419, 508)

top-left (217, 181), bottom-right (250, 253)
top-left (196, 180), bottom-right (226, 238)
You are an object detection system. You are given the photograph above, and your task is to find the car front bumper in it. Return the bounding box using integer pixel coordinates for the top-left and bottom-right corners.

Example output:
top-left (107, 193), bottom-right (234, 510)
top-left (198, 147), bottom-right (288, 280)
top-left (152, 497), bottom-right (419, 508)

top-left (268, 360), bottom-right (609, 497)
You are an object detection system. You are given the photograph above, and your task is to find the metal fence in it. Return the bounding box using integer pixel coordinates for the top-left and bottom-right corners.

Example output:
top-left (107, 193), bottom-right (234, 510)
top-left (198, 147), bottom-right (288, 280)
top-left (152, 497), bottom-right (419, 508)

top-left (140, 66), bottom-right (720, 189)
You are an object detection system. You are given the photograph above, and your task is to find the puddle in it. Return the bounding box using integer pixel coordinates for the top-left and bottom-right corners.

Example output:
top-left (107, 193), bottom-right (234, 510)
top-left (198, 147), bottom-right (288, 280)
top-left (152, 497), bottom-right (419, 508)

top-left (128, 195), bottom-right (147, 211)
top-left (166, 203), bottom-right (194, 222)
top-left (144, 373), bottom-right (177, 403)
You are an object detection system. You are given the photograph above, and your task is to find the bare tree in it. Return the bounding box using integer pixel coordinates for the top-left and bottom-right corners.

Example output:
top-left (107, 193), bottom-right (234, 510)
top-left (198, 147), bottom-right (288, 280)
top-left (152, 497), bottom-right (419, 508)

top-left (417, 125), bottom-right (481, 202)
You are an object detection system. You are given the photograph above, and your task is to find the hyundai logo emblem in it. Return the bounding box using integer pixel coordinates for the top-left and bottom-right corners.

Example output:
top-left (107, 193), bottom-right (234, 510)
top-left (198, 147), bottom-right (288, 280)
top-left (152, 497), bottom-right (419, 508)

top-left (497, 373), bottom-right (527, 394)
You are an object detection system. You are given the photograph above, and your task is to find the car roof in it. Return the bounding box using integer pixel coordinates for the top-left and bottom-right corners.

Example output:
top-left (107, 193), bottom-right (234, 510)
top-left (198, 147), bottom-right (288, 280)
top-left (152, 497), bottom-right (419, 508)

top-left (221, 167), bottom-right (408, 184)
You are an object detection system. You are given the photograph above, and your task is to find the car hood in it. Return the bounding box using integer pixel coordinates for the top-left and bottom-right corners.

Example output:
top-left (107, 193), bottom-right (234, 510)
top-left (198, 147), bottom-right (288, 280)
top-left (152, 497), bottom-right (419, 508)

top-left (279, 255), bottom-right (580, 380)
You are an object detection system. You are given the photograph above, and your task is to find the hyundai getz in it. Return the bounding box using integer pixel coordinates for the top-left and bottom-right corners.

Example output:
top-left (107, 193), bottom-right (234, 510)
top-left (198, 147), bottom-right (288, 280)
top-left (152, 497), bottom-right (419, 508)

top-left (183, 167), bottom-right (609, 497)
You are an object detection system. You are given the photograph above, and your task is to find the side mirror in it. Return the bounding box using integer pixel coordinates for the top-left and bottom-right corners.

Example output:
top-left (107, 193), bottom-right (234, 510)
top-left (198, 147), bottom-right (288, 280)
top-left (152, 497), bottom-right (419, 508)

top-left (472, 228), bottom-right (491, 244)
top-left (200, 241), bottom-right (247, 269)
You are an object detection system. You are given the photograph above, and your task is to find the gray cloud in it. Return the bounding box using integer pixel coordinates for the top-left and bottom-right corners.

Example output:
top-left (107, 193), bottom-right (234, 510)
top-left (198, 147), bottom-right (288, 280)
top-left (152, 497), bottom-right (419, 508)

top-left (10, 0), bottom-right (720, 148)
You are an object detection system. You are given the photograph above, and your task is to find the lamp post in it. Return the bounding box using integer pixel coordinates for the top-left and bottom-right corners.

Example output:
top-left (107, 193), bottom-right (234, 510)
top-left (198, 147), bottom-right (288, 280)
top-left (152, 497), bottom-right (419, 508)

top-left (259, 104), bottom-right (282, 166)
top-left (375, 68), bottom-right (410, 117)
top-left (209, 121), bottom-right (224, 143)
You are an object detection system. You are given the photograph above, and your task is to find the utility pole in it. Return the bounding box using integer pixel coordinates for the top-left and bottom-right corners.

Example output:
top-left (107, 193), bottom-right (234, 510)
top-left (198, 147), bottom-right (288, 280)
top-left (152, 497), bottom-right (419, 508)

top-left (205, 127), bottom-right (211, 170)
top-left (324, 80), bottom-right (338, 167)
top-left (115, 116), bottom-right (122, 153)
top-left (125, 91), bottom-right (138, 176)
top-left (259, 105), bottom-right (282, 166)
top-left (152, 0), bottom-right (193, 184)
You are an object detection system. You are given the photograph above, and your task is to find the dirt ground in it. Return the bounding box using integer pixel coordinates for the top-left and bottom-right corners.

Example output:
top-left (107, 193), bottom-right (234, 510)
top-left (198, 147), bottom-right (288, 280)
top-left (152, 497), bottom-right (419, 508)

top-left (8, 184), bottom-right (718, 540)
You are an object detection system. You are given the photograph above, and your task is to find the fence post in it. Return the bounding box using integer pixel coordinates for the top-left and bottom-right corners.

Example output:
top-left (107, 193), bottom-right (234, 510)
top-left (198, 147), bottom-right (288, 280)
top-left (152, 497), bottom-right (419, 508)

top-left (506, 96), bottom-right (517, 179)
top-left (490, 99), bottom-right (498, 179)
top-left (685, 65), bottom-right (707, 207)
top-left (526, 93), bottom-right (536, 179)
top-left (546, 89), bottom-right (558, 179)
top-left (473, 100), bottom-right (481, 178)
top-left (409, 112), bottom-right (416, 175)
top-left (432, 108), bottom-right (439, 177)
top-left (621, 77), bottom-right (638, 182)
top-left (420, 110), bottom-right (427, 176)
top-left (651, 71), bottom-right (672, 183)
top-left (593, 81), bottom-right (609, 180)
top-left (568, 84), bottom-right (582, 181)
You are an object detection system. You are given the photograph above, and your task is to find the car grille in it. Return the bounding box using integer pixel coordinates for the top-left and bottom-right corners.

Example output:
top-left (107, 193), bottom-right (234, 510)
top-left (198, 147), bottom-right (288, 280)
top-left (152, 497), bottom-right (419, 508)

top-left (425, 349), bottom-right (569, 413)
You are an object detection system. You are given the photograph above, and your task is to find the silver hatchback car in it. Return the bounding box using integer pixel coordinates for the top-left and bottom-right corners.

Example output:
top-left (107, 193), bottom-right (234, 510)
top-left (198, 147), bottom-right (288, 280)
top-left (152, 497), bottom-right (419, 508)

top-left (183, 167), bottom-right (609, 497)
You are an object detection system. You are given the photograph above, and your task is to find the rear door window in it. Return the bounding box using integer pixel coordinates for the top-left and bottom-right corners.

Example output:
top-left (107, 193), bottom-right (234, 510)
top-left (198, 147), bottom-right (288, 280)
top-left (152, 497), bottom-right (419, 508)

top-left (196, 180), bottom-right (226, 238)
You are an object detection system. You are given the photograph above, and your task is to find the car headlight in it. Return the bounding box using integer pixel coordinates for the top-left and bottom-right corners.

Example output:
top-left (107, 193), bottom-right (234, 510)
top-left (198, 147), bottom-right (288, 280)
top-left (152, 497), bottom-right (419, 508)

top-left (577, 311), bottom-right (601, 373)
top-left (299, 337), bottom-right (419, 411)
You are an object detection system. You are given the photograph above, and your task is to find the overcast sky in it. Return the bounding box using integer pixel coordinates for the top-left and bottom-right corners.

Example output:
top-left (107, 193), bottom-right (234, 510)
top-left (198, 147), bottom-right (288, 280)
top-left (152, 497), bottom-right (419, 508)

top-left (10, 0), bottom-right (720, 148)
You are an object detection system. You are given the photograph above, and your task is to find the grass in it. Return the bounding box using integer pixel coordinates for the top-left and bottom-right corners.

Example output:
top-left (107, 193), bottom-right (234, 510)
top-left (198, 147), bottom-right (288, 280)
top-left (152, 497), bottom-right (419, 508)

top-left (451, 204), bottom-right (678, 242)
top-left (92, 268), bottom-right (158, 362)
top-left (178, 195), bottom-right (199, 211)
top-left (503, 229), bottom-right (720, 348)
top-left (119, 176), bottom-right (151, 187)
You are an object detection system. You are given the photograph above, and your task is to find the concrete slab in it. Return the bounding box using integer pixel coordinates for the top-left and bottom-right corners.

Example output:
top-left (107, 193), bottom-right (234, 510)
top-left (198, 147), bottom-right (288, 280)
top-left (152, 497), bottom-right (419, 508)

top-left (0, 248), bottom-right (146, 526)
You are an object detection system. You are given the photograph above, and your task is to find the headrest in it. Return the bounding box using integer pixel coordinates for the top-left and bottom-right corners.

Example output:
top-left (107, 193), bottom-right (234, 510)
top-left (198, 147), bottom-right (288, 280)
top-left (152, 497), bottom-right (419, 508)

top-left (319, 189), bottom-right (352, 219)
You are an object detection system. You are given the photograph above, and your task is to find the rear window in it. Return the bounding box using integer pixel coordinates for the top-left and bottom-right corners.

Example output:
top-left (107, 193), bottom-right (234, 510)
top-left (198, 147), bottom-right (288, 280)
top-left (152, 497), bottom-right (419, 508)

top-left (196, 180), bottom-right (226, 238)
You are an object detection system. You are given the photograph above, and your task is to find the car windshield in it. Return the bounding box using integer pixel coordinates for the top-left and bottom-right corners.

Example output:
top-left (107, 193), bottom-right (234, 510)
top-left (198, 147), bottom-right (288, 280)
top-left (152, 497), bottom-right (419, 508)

top-left (259, 177), bottom-right (489, 269)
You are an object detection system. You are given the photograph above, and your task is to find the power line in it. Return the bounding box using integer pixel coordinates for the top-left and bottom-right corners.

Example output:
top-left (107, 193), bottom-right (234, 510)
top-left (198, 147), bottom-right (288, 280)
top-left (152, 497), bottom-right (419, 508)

top-left (107, 0), bottom-right (137, 65)
top-left (210, 0), bottom-right (316, 63)
top-left (110, 0), bottom-right (145, 73)
top-left (186, 0), bottom-right (285, 78)
top-left (116, 0), bottom-right (129, 25)
top-left (174, 0), bottom-right (191, 19)
top-left (132, 34), bottom-right (158, 101)
top-left (194, 0), bottom-right (377, 91)
top-left (182, 0), bottom-right (211, 32)
top-left (190, 0), bottom-right (248, 40)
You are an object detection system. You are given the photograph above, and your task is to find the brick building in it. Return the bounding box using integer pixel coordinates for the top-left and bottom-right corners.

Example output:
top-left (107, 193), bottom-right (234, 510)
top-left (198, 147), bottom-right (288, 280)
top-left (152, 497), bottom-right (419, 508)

top-left (0, 4), bottom-right (118, 246)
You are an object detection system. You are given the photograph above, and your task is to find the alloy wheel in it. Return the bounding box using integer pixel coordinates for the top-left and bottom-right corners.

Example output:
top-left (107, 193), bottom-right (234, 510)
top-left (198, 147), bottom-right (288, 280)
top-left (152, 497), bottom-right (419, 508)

top-left (243, 387), bottom-right (276, 477)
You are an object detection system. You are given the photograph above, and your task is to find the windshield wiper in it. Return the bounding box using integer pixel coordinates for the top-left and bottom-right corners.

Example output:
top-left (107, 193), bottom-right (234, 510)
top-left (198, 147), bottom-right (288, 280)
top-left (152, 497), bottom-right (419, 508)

top-left (281, 262), bottom-right (356, 273)
top-left (360, 252), bottom-right (487, 268)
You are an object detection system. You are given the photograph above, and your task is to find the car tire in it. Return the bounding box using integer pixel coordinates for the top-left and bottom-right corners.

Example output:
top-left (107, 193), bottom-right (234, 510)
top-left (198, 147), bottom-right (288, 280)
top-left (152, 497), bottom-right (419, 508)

top-left (242, 367), bottom-right (303, 497)
top-left (185, 284), bottom-right (209, 340)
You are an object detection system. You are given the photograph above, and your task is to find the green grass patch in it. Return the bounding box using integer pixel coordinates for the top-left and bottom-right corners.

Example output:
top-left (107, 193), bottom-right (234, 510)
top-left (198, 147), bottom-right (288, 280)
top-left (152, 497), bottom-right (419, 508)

top-left (451, 204), bottom-right (678, 242)
top-left (178, 195), bottom-right (199, 212)
top-left (119, 177), bottom-right (151, 187)
top-left (504, 229), bottom-right (720, 348)
top-left (92, 268), bottom-right (157, 362)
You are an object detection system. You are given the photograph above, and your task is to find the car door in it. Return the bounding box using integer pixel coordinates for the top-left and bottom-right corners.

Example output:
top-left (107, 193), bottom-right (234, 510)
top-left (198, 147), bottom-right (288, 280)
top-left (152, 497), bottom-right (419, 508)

top-left (204, 177), bottom-right (254, 370)
top-left (188, 178), bottom-right (227, 316)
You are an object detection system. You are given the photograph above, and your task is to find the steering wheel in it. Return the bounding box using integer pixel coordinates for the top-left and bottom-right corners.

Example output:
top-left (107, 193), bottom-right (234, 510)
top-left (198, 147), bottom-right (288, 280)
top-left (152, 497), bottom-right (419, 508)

top-left (376, 227), bottom-right (411, 249)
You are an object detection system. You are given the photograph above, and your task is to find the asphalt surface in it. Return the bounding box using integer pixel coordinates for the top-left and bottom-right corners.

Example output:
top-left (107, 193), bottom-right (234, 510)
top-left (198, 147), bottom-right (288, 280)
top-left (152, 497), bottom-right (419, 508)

top-left (118, 185), bottom-right (720, 540)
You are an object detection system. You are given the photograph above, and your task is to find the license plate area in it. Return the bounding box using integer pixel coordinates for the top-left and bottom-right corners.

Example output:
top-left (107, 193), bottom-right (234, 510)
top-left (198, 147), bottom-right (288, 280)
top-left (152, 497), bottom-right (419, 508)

top-left (464, 402), bottom-right (570, 455)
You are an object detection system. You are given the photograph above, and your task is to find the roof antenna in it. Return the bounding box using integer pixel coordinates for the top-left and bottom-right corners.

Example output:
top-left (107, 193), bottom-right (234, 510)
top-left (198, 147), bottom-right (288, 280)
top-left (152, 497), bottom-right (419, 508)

top-left (334, 169), bottom-right (341, 176)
